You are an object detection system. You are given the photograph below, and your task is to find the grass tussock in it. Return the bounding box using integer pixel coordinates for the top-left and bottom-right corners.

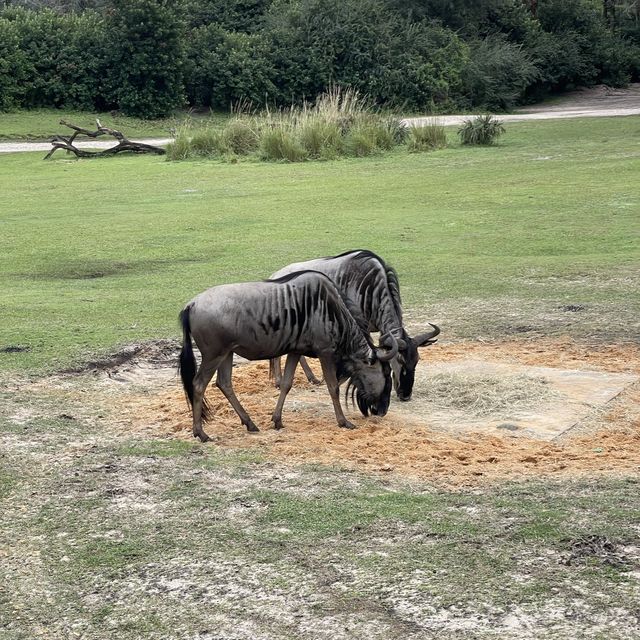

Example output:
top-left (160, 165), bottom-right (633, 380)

top-left (166, 87), bottom-right (408, 163)
top-left (408, 119), bottom-right (447, 152)
top-left (426, 373), bottom-right (558, 417)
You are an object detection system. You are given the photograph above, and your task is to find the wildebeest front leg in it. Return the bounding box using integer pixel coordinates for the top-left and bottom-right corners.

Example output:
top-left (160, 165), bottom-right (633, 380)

top-left (319, 357), bottom-right (356, 430)
top-left (300, 357), bottom-right (322, 385)
top-left (216, 353), bottom-right (260, 432)
top-left (271, 354), bottom-right (300, 430)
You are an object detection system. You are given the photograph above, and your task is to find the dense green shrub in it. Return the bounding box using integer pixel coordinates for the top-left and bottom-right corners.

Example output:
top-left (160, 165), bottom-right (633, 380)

top-left (263, 0), bottom-right (468, 111)
top-left (2, 7), bottom-right (106, 109)
top-left (458, 114), bottom-right (505, 145)
top-left (462, 36), bottom-right (538, 110)
top-left (185, 24), bottom-right (275, 109)
top-left (0, 18), bottom-right (28, 110)
top-left (182, 0), bottom-right (274, 31)
top-left (3, 0), bottom-right (638, 118)
top-left (104, 0), bottom-right (185, 117)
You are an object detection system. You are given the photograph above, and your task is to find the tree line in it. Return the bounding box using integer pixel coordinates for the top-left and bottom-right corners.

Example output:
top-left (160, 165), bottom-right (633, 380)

top-left (1, 0), bottom-right (639, 118)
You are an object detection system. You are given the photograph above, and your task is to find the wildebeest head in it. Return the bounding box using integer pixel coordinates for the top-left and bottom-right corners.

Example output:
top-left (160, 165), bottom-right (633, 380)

top-left (342, 333), bottom-right (398, 417)
top-left (391, 324), bottom-right (440, 401)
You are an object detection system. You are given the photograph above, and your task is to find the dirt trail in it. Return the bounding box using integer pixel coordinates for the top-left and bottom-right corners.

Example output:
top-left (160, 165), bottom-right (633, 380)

top-left (402, 83), bottom-right (640, 127)
top-left (1, 84), bottom-right (638, 154)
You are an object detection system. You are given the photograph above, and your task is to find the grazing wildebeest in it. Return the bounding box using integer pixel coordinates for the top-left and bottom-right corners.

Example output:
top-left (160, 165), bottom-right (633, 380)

top-left (269, 250), bottom-right (440, 401)
top-left (179, 270), bottom-right (397, 442)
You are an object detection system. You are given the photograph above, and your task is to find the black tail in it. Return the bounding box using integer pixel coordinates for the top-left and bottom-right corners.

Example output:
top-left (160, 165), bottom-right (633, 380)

top-left (178, 305), bottom-right (210, 422)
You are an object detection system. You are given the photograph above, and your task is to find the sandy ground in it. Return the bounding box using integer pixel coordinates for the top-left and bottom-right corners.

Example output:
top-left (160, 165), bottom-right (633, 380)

top-left (40, 338), bottom-right (640, 488)
top-left (1, 84), bottom-right (638, 154)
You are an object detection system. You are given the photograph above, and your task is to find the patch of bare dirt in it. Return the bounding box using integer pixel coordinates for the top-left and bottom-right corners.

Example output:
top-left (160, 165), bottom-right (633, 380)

top-left (96, 338), bottom-right (640, 487)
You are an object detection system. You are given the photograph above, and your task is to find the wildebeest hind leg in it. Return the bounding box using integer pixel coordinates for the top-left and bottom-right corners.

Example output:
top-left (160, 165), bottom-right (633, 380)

top-left (193, 355), bottom-right (225, 443)
top-left (300, 357), bottom-right (322, 385)
top-left (319, 357), bottom-right (356, 430)
top-left (271, 354), bottom-right (300, 430)
top-left (270, 357), bottom-right (283, 388)
top-left (216, 353), bottom-right (260, 432)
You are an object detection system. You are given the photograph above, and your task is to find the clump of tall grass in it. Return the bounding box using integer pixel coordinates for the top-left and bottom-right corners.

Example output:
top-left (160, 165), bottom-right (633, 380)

top-left (297, 118), bottom-right (343, 159)
top-left (167, 87), bottom-right (407, 163)
top-left (407, 118), bottom-right (447, 152)
top-left (221, 118), bottom-right (259, 155)
top-left (458, 114), bottom-right (505, 145)
top-left (260, 127), bottom-right (307, 162)
top-left (190, 127), bottom-right (223, 157)
top-left (165, 125), bottom-right (194, 160)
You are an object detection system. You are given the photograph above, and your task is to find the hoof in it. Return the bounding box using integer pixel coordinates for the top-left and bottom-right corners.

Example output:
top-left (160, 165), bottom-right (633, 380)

top-left (245, 422), bottom-right (260, 433)
top-left (194, 431), bottom-right (212, 443)
top-left (339, 421), bottom-right (357, 430)
top-left (272, 421), bottom-right (284, 431)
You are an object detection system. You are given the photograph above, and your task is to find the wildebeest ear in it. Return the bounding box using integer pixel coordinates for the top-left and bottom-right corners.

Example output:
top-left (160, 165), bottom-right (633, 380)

top-left (412, 323), bottom-right (440, 348)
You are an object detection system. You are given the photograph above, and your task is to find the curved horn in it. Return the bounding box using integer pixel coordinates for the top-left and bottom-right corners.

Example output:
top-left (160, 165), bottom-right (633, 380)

top-left (413, 323), bottom-right (440, 347)
top-left (375, 332), bottom-right (399, 362)
top-left (386, 327), bottom-right (406, 350)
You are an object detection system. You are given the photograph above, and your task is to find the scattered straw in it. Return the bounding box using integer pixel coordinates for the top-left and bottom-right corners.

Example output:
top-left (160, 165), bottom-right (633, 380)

top-left (424, 372), bottom-right (558, 417)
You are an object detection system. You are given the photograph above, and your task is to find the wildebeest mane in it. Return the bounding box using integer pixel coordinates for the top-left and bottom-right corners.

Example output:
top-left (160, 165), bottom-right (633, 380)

top-left (330, 249), bottom-right (403, 323)
top-left (265, 269), bottom-right (372, 346)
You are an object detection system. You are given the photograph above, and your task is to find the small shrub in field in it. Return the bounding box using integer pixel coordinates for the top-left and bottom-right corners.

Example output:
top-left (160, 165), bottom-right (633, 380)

top-left (222, 119), bottom-right (259, 155)
top-left (408, 120), bottom-right (447, 152)
top-left (458, 115), bottom-right (505, 146)
top-left (260, 128), bottom-right (307, 162)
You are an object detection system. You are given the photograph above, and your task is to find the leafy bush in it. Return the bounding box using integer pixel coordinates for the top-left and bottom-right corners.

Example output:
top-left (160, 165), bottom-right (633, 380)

top-left (0, 18), bottom-right (28, 110)
top-left (462, 36), bottom-right (538, 110)
top-left (458, 115), bottom-right (505, 146)
top-left (2, 7), bottom-right (106, 110)
top-left (185, 24), bottom-right (275, 109)
top-left (407, 119), bottom-right (447, 152)
top-left (104, 0), bottom-right (185, 117)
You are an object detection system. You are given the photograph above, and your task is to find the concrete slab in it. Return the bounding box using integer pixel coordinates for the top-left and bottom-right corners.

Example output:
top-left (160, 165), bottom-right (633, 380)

top-left (391, 360), bottom-right (638, 441)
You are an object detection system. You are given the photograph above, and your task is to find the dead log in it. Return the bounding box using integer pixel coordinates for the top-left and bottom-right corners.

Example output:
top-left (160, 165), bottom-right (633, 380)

top-left (44, 119), bottom-right (166, 159)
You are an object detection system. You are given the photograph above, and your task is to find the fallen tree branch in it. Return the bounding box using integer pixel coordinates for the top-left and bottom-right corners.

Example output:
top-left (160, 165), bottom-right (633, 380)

top-left (44, 119), bottom-right (166, 159)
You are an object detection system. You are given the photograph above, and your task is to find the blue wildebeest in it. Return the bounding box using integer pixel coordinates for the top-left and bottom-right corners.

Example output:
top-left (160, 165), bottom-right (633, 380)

top-left (179, 270), bottom-right (398, 442)
top-left (270, 250), bottom-right (439, 401)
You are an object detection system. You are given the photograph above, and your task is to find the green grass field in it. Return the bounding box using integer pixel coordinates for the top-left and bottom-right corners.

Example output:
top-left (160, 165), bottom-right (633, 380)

top-left (0, 108), bottom-right (230, 141)
top-left (1, 116), bottom-right (638, 372)
top-left (1, 114), bottom-right (639, 639)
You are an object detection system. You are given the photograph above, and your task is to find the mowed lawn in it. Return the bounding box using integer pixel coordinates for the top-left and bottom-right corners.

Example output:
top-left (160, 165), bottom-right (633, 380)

top-left (1, 116), bottom-right (639, 371)
top-left (1, 116), bottom-right (640, 640)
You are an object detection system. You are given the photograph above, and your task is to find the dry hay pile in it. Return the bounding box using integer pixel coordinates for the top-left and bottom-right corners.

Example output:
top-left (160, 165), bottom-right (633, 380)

top-left (424, 372), bottom-right (557, 417)
top-left (112, 339), bottom-right (640, 487)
